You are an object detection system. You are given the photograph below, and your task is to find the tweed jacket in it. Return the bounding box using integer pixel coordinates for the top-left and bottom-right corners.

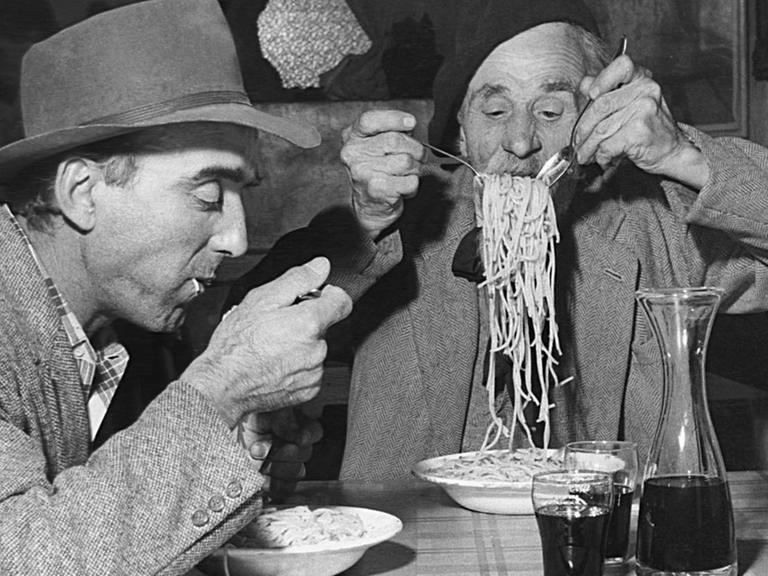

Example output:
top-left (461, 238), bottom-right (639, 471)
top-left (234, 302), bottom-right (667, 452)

top-left (326, 126), bottom-right (768, 481)
top-left (0, 212), bottom-right (265, 575)
top-left (230, 126), bottom-right (768, 481)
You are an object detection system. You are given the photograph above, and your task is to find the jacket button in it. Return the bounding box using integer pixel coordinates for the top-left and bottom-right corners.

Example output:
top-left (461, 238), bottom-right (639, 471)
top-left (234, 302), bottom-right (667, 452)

top-left (225, 480), bottom-right (243, 498)
top-left (208, 495), bottom-right (225, 512)
top-left (191, 509), bottom-right (210, 527)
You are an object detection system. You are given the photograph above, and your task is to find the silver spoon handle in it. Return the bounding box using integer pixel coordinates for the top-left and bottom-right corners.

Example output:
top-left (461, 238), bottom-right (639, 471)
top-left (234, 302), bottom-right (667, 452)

top-left (571, 36), bottom-right (628, 140)
top-left (294, 288), bottom-right (323, 303)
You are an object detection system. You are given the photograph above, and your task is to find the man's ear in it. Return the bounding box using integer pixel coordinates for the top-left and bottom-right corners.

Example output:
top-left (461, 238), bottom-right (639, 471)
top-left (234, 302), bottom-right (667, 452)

top-left (54, 158), bottom-right (98, 232)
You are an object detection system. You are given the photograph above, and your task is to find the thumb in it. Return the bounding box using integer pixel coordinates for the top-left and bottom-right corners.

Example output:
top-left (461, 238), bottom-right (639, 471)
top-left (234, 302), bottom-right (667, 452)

top-left (242, 257), bottom-right (330, 311)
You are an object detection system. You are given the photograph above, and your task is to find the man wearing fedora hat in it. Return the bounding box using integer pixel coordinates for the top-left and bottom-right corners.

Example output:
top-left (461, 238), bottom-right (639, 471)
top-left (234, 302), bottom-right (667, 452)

top-left (0, 0), bottom-right (352, 573)
top-left (229, 0), bottom-right (768, 481)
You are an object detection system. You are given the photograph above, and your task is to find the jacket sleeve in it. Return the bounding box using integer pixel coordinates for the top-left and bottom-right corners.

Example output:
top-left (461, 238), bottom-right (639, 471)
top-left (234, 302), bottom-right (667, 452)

top-left (666, 125), bottom-right (768, 312)
top-left (0, 379), bottom-right (266, 576)
top-left (684, 125), bottom-right (768, 253)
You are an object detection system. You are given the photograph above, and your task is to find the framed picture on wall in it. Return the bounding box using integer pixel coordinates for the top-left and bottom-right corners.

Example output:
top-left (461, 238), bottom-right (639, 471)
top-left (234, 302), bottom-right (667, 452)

top-left (584, 0), bottom-right (747, 136)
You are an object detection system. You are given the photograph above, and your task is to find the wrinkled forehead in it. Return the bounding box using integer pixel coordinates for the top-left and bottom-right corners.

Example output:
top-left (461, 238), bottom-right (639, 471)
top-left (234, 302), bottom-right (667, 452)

top-left (124, 122), bottom-right (262, 184)
top-left (467, 22), bottom-right (587, 97)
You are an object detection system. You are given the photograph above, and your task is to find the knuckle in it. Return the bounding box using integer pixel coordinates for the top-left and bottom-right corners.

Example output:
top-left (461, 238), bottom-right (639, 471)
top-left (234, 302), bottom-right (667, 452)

top-left (357, 110), bottom-right (379, 133)
top-left (306, 340), bottom-right (327, 366)
top-left (347, 162), bottom-right (368, 184)
top-left (383, 130), bottom-right (406, 150)
top-left (401, 174), bottom-right (420, 197)
top-left (368, 175), bottom-right (393, 196)
top-left (339, 144), bottom-right (354, 166)
top-left (391, 152), bottom-right (414, 173)
top-left (296, 311), bottom-right (322, 337)
top-left (636, 96), bottom-right (658, 118)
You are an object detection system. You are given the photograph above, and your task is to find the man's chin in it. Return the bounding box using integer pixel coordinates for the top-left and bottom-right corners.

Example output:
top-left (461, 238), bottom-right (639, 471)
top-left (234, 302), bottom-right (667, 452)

top-left (134, 307), bottom-right (186, 334)
top-left (163, 308), bottom-right (187, 332)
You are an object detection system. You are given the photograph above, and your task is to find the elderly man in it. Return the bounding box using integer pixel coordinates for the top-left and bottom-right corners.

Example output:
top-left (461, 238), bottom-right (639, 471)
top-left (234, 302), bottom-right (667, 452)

top-left (0, 0), bottom-right (351, 573)
top-left (229, 0), bottom-right (768, 482)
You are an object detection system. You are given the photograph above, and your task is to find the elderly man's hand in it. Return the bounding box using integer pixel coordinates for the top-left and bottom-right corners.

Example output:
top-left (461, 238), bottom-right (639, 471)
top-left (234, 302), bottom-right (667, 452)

top-left (574, 53), bottom-right (709, 191)
top-left (340, 110), bottom-right (426, 239)
top-left (238, 409), bottom-right (323, 502)
top-left (183, 257), bottom-right (352, 428)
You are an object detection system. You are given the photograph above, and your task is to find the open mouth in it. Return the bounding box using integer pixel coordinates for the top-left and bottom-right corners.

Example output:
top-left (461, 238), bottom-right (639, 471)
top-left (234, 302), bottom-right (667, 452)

top-left (191, 277), bottom-right (215, 297)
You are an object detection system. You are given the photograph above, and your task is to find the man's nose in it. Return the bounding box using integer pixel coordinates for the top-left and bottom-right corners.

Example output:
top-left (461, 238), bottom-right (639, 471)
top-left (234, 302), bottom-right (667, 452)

top-left (211, 194), bottom-right (248, 258)
top-left (501, 113), bottom-right (541, 159)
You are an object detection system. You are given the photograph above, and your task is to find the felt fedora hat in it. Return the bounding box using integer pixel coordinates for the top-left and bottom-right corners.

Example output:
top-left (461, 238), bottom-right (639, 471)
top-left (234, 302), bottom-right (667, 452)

top-left (0, 0), bottom-right (321, 180)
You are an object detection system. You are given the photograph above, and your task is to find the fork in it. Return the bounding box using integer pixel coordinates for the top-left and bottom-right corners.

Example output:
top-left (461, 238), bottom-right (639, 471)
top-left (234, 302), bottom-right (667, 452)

top-left (419, 140), bottom-right (481, 177)
top-left (537, 36), bottom-right (628, 187)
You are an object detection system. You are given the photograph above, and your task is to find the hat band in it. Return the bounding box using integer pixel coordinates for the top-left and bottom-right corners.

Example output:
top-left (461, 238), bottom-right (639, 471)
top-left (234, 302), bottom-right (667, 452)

top-left (82, 90), bottom-right (252, 126)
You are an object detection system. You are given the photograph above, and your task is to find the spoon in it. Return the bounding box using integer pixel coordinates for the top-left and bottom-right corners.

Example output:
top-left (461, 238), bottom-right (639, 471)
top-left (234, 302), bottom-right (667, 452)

top-left (222, 289), bottom-right (323, 323)
top-left (294, 288), bottom-right (322, 303)
top-left (537, 36), bottom-right (628, 188)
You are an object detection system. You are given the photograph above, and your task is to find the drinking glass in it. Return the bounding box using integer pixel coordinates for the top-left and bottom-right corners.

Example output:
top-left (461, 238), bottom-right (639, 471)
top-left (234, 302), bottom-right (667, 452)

top-left (564, 441), bottom-right (639, 566)
top-left (532, 470), bottom-right (615, 576)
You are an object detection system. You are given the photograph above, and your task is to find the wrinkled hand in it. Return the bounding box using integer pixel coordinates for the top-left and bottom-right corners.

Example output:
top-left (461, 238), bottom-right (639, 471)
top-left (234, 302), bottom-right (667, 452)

top-left (237, 409), bottom-right (323, 502)
top-left (340, 109), bottom-right (425, 239)
top-left (183, 257), bottom-right (352, 428)
top-left (574, 53), bottom-right (709, 190)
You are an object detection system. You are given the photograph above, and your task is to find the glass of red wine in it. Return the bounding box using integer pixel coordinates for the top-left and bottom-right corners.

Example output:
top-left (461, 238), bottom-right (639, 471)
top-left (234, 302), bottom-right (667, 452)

top-left (531, 470), bottom-right (615, 576)
top-left (564, 441), bottom-right (639, 567)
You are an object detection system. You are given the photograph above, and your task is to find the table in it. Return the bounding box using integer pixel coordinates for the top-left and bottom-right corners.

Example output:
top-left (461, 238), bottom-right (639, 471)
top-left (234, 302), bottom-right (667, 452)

top-left (282, 471), bottom-right (768, 576)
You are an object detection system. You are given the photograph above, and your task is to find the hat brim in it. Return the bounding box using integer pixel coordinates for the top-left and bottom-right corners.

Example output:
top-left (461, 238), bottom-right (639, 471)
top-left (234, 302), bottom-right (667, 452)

top-left (0, 102), bottom-right (321, 180)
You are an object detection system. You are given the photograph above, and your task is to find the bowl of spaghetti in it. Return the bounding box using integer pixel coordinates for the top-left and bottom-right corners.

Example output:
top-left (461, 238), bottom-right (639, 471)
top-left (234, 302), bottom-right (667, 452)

top-left (412, 448), bottom-right (563, 515)
top-left (202, 505), bottom-right (402, 576)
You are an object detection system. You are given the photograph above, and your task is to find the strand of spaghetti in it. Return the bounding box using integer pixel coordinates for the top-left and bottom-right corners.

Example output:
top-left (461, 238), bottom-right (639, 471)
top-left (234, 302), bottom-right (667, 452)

top-left (477, 173), bottom-right (561, 453)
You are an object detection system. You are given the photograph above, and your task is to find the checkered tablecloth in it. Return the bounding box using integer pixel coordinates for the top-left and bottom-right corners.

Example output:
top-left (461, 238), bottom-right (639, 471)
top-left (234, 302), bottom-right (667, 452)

top-left (287, 471), bottom-right (768, 576)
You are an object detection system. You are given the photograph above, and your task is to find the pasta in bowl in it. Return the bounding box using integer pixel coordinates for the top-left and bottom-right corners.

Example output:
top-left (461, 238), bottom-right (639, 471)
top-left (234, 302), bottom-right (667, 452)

top-left (412, 448), bottom-right (563, 515)
top-left (202, 505), bottom-right (402, 576)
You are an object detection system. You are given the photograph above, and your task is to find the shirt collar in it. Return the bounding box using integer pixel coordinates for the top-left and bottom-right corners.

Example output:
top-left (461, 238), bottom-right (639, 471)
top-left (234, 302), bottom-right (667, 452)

top-left (1, 204), bottom-right (128, 394)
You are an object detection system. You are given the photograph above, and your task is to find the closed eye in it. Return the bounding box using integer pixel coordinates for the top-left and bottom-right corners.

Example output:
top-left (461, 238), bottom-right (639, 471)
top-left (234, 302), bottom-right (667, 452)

top-left (533, 95), bottom-right (568, 123)
top-left (193, 181), bottom-right (224, 211)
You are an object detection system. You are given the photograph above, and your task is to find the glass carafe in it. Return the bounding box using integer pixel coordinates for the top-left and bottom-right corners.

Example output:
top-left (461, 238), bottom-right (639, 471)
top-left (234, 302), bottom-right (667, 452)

top-left (634, 287), bottom-right (736, 576)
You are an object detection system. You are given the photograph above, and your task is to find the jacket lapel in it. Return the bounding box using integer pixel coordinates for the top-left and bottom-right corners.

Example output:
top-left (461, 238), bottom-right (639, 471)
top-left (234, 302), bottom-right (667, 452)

top-left (0, 214), bottom-right (91, 476)
top-left (552, 199), bottom-right (640, 443)
top-left (408, 171), bottom-right (480, 453)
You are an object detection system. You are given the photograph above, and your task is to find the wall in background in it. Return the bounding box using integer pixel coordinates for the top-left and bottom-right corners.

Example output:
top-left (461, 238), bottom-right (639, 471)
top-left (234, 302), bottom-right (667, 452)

top-left (3, 2), bottom-right (768, 475)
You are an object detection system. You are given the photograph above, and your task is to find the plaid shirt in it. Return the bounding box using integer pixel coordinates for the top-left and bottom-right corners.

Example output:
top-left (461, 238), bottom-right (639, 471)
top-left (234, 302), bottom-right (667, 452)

top-left (3, 206), bottom-right (128, 439)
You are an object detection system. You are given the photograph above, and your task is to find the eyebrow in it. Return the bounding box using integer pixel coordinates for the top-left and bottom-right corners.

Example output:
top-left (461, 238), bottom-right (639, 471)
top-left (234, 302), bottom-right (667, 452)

top-left (471, 79), bottom-right (578, 103)
top-left (542, 79), bottom-right (578, 93)
top-left (185, 165), bottom-right (261, 188)
top-left (471, 83), bottom-right (510, 103)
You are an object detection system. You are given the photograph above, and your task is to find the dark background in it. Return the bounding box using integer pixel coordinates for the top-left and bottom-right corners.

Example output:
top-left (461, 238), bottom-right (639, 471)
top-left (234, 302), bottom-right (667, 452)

top-left (2, 0), bottom-right (766, 474)
top-left (0, 0), bottom-right (746, 146)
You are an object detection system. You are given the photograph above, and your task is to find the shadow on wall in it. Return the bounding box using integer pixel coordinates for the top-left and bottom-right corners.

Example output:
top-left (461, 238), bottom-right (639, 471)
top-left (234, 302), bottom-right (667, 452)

top-left (184, 98), bottom-right (434, 357)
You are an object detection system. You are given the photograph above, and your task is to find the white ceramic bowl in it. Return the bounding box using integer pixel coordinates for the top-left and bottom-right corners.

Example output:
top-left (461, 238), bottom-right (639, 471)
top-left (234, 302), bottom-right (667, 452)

top-left (412, 449), bottom-right (562, 515)
top-left (202, 506), bottom-right (402, 576)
